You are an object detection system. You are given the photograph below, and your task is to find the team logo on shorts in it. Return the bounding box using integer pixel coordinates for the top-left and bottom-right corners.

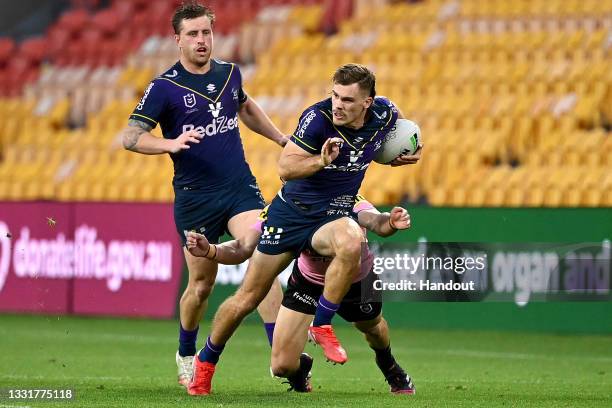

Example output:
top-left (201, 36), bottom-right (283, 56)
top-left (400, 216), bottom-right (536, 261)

top-left (262, 226), bottom-right (283, 240)
top-left (261, 226), bottom-right (283, 245)
top-left (183, 93), bottom-right (197, 108)
top-left (359, 303), bottom-right (373, 314)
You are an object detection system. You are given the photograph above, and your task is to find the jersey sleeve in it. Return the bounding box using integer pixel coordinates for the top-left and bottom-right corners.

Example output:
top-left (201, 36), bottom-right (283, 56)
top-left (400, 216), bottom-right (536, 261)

top-left (290, 109), bottom-right (327, 154)
top-left (129, 80), bottom-right (167, 128)
top-left (353, 194), bottom-right (375, 213)
top-left (234, 65), bottom-right (248, 104)
top-left (375, 96), bottom-right (399, 132)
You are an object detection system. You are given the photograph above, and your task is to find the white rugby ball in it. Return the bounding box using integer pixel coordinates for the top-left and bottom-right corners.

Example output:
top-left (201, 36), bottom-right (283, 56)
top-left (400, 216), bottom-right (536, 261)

top-left (374, 119), bottom-right (421, 164)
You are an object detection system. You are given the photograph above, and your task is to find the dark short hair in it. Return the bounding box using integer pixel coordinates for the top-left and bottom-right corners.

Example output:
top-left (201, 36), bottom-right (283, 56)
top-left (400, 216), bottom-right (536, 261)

top-left (332, 64), bottom-right (376, 98)
top-left (172, 1), bottom-right (215, 35)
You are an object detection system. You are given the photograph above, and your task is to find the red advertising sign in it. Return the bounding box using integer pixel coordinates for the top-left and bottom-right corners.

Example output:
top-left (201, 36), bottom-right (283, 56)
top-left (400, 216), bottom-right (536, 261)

top-left (0, 202), bottom-right (183, 318)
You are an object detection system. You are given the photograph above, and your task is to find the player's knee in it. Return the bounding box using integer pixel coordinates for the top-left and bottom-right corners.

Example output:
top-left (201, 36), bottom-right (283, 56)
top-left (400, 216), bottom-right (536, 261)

top-left (333, 225), bottom-right (364, 261)
top-left (335, 236), bottom-right (362, 262)
top-left (190, 281), bottom-right (214, 303)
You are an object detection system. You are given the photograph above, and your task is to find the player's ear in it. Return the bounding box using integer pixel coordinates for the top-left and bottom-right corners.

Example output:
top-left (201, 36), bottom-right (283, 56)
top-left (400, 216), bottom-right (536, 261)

top-left (174, 34), bottom-right (180, 46)
top-left (363, 96), bottom-right (373, 109)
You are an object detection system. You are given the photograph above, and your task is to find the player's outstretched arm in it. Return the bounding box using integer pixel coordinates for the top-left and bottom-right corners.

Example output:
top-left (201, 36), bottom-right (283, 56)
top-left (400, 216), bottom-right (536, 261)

top-left (185, 229), bottom-right (259, 265)
top-left (120, 120), bottom-right (203, 155)
top-left (357, 206), bottom-right (411, 237)
top-left (238, 96), bottom-right (288, 147)
top-left (278, 137), bottom-right (343, 180)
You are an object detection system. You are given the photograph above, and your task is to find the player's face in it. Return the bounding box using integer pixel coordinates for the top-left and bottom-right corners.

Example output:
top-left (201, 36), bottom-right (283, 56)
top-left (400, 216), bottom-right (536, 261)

top-left (175, 16), bottom-right (214, 68)
top-left (331, 83), bottom-right (373, 128)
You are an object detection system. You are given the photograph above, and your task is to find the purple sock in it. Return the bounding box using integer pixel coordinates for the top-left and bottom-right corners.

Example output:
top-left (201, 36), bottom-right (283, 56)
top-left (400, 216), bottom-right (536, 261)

top-left (198, 336), bottom-right (225, 364)
top-left (313, 295), bottom-right (340, 326)
top-left (178, 324), bottom-right (198, 357)
top-left (264, 322), bottom-right (275, 346)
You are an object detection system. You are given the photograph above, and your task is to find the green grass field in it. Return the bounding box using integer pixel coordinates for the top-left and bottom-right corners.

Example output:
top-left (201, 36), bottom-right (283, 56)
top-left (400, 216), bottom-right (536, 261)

top-left (0, 314), bottom-right (610, 407)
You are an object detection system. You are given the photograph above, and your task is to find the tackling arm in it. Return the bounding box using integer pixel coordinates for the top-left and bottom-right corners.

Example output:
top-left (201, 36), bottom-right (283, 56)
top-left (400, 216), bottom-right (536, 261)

top-left (185, 227), bottom-right (260, 265)
top-left (357, 206), bottom-right (411, 237)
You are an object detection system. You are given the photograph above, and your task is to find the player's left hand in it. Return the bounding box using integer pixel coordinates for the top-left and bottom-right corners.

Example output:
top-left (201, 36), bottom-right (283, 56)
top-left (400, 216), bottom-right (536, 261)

top-left (389, 144), bottom-right (423, 167)
top-left (389, 207), bottom-right (411, 230)
top-left (185, 231), bottom-right (210, 258)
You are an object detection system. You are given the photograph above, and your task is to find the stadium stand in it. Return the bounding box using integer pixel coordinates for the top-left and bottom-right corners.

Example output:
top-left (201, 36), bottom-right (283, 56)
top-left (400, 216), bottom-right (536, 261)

top-left (0, 0), bottom-right (610, 207)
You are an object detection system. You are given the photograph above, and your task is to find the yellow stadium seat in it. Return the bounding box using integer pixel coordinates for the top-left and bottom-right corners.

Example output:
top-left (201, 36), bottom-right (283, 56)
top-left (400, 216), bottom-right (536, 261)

top-left (582, 190), bottom-right (601, 207)
top-left (543, 188), bottom-right (563, 207)
top-left (22, 181), bottom-right (42, 201)
top-left (464, 188), bottom-right (486, 207)
top-left (484, 188), bottom-right (505, 207)
top-left (601, 190), bottom-right (612, 207)
top-left (106, 184), bottom-right (122, 202)
top-left (0, 181), bottom-right (10, 200)
top-left (56, 183), bottom-right (74, 202)
top-left (505, 188), bottom-right (525, 207)
top-left (447, 188), bottom-right (466, 207)
top-left (427, 187), bottom-right (446, 206)
top-left (524, 187), bottom-right (545, 207)
top-left (89, 183), bottom-right (106, 202)
top-left (7, 182), bottom-right (24, 201)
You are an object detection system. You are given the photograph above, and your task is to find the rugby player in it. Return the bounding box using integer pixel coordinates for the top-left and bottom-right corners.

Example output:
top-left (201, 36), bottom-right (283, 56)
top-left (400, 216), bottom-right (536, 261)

top-left (186, 195), bottom-right (416, 394)
top-left (188, 63), bottom-right (422, 395)
top-left (118, 2), bottom-right (285, 387)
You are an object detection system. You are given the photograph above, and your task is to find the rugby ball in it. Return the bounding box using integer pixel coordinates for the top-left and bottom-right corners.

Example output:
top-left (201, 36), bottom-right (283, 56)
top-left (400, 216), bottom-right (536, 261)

top-left (374, 119), bottom-right (421, 164)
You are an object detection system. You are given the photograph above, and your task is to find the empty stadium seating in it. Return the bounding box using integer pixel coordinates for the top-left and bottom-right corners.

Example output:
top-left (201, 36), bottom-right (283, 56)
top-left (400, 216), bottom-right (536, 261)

top-left (0, 0), bottom-right (610, 207)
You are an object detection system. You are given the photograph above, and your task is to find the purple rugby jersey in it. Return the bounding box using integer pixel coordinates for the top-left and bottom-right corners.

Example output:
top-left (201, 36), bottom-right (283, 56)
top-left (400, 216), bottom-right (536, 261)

top-left (129, 59), bottom-right (253, 191)
top-left (283, 96), bottom-right (399, 216)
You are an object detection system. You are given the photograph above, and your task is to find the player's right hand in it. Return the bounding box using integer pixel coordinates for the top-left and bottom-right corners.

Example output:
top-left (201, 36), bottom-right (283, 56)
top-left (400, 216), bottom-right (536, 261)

top-left (320, 137), bottom-right (343, 167)
top-left (185, 231), bottom-right (211, 258)
top-left (169, 130), bottom-right (203, 153)
top-left (389, 207), bottom-right (411, 230)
